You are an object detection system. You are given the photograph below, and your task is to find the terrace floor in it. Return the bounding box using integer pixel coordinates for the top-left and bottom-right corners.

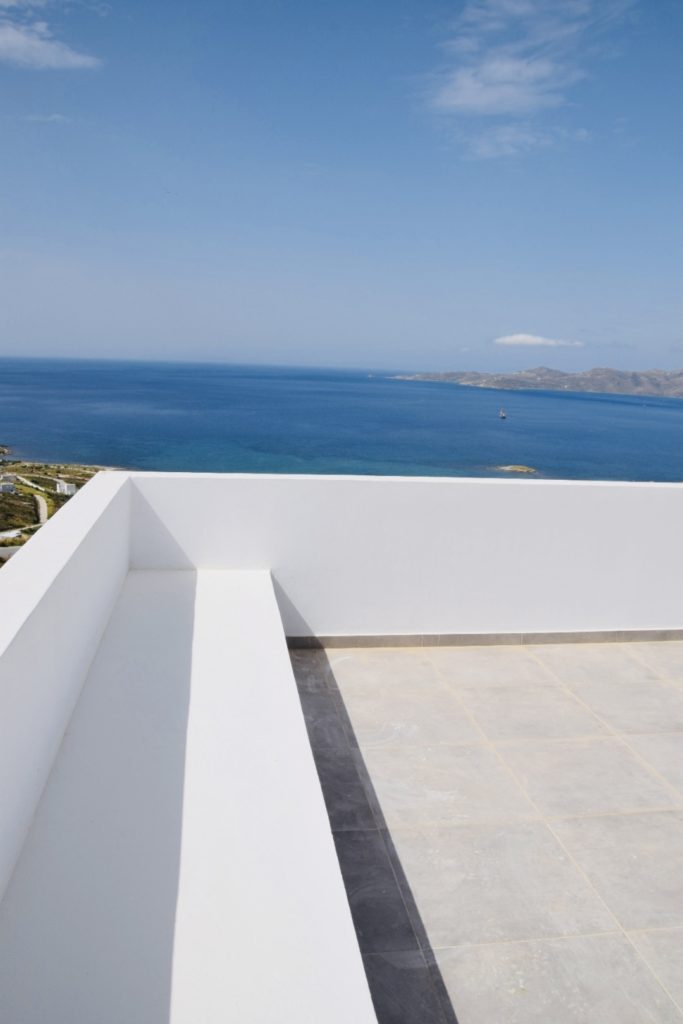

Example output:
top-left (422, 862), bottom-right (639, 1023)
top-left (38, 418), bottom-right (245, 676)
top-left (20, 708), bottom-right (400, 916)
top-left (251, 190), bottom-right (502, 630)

top-left (291, 640), bottom-right (683, 1024)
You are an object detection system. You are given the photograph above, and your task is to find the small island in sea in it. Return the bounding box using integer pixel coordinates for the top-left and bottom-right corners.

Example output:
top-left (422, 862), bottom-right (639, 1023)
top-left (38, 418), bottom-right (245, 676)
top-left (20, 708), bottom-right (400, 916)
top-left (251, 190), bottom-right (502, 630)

top-left (392, 366), bottom-right (683, 399)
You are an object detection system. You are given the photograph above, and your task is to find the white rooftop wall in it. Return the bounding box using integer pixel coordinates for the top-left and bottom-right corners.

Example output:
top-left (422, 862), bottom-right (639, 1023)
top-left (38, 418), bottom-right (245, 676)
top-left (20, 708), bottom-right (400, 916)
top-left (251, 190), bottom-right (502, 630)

top-left (130, 473), bottom-right (683, 637)
top-left (0, 473), bottom-right (130, 903)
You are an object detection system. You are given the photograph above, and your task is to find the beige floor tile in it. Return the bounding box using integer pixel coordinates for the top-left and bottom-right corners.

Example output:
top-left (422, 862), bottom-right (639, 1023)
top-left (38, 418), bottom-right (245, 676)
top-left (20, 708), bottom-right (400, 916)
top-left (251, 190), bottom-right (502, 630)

top-left (626, 734), bottom-right (683, 794)
top-left (629, 927), bottom-right (683, 1010)
top-left (426, 646), bottom-right (558, 688)
top-left (529, 643), bottom-right (660, 686)
top-left (569, 678), bottom-right (683, 734)
top-left (435, 934), bottom-right (682, 1024)
top-left (362, 744), bottom-right (538, 828)
top-left (328, 648), bottom-right (440, 693)
top-left (391, 822), bottom-right (615, 947)
top-left (340, 684), bottom-right (480, 747)
top-left (629, 642), bottom-right (683, 683)
top-left (498, 737), bottom-right (678, 817)
top-left (553, 811), bottom-right (683, 930)
top-left (457, 684), bottom-right (606, 741)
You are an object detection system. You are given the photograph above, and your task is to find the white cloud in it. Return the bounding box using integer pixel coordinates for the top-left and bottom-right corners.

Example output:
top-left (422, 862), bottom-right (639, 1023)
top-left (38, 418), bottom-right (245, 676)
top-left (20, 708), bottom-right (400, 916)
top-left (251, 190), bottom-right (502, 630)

top-left (468, 122), bottom-right (589, 158)
top-left (433, 55), bottom-right (579, 116)
top-left (0, 7), bottom-right (99, 69)
top-left (430, 0), bottom-right (635, 156)
top-left (495, 333), bottom-right (585, 348)
top-left (467, 122), bottom-right (550, 157)
top-left (25, 111), bottom-right (70, 121)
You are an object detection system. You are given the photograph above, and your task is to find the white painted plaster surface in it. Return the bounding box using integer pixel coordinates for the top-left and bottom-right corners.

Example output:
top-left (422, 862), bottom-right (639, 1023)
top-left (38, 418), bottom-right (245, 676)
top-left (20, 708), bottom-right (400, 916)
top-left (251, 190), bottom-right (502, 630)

top-left (130, 474), bottom-right (683, 636)
top-left (170, 570), bottom-right (376, 1023)
top-left (0, 472), bottom-right (130, 903)
top-left (0, 569), bottom-right (376, 1023)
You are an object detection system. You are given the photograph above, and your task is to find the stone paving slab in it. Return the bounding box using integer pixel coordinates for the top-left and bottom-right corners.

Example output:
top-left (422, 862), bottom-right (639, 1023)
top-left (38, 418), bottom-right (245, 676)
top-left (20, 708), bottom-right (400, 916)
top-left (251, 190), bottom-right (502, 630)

top-left (497, 736), bottom-right (680, 817)
top-left (629, 928), bottom-right (683, 1010)
top-left (434, 934), bottom-right (682, 1024)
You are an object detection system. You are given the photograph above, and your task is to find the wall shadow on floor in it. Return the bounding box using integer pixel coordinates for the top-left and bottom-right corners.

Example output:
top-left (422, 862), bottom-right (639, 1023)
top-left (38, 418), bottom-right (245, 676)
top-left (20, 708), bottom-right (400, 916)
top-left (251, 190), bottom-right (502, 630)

top-left (291, 647), bottom-right (460, 1024)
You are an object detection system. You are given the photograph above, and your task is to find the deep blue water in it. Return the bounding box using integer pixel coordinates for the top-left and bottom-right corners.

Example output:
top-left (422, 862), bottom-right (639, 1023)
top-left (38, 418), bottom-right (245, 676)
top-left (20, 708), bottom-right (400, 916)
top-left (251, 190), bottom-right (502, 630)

top-left (1, 358), bottom-right (682, 480)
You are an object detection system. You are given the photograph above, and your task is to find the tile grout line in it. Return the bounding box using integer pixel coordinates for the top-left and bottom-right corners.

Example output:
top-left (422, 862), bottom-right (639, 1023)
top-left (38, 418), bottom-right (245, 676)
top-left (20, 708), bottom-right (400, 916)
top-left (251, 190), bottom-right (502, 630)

top-left (349, 730), bottom-right (683, 751)
top-left (625, 642), bottom-right (683, 690)
top-left (429, 928), bottom-right (625, 952)
top-left (615, 734), bottom-right (683, 806)
top-left (381, 803), bottom-right (683, 833)
top-left (628, 924), bottom-right (683, 935)
top-left (524, 646), bottom-right (622, 737)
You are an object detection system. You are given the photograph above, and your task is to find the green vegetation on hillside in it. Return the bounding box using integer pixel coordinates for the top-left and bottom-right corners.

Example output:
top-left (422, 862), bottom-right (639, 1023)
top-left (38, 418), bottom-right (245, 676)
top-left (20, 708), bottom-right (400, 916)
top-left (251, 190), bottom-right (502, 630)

top-left (0, 492), bottom-right (37, 531)
top-left (0, 451), bottom-right (103, 562)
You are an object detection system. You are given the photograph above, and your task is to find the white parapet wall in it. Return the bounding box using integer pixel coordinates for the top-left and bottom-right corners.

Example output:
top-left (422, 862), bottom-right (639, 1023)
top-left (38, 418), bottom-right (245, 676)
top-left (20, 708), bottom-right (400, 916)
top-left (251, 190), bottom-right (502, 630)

top-left (0, 473), bottom-right (131, 903)
top-left (2, 473), bottom-right (683, 882)
top-left (130, 472), bottom-right (683, 637)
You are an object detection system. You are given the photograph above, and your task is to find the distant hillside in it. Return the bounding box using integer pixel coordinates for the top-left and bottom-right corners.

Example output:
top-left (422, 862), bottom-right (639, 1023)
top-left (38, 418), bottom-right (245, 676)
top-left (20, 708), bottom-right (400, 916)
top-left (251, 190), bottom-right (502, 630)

top-left (392, 367), bottom-right (683, 398)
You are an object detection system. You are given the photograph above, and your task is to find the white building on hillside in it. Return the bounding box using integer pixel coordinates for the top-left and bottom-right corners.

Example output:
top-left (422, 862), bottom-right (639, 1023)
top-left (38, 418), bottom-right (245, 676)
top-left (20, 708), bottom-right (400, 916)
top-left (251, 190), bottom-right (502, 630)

top-left (55, 480), bottom-right (77, 496)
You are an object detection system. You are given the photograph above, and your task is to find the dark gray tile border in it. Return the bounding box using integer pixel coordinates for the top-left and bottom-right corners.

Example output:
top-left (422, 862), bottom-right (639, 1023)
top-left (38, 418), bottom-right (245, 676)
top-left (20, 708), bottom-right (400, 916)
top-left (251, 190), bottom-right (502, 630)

top-left (288, 629), bottom-right (683, 649)
top-left (299, 693), bottom-right (351, 756)
top-left (333, 829), bottom-right (421, 955)
top-left (311, 748), bottom-right (377, 832)
top-left (362, 950), bottom-right (452, 1024)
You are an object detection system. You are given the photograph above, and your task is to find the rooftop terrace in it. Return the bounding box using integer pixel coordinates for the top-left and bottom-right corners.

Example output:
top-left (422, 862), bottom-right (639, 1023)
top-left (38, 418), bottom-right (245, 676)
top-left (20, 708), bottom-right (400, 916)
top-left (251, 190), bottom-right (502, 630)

top-left (0, 472), bottom-right (682, 1022)
top-left (292, 642), bottom-right (683, 1022)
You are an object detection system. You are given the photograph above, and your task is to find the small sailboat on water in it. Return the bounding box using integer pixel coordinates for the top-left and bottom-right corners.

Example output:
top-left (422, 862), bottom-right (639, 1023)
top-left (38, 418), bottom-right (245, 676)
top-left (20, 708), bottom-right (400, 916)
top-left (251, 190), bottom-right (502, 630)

top-left (499, 407), bottom-right (507, 420)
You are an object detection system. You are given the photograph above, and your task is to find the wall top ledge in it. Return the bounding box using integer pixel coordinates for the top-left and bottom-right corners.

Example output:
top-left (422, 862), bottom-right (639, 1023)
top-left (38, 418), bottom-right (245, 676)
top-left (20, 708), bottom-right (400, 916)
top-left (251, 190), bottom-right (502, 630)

top-left (0, 472), bottom-right (130, 657)
top-left (128, 472), bottom-right (683, 488)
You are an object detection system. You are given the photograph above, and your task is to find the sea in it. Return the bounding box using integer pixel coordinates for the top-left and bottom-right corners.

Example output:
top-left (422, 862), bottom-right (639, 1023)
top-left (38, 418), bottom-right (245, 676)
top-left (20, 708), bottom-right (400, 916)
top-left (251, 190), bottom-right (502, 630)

top-left (1, 357), bottom-right (682, 481)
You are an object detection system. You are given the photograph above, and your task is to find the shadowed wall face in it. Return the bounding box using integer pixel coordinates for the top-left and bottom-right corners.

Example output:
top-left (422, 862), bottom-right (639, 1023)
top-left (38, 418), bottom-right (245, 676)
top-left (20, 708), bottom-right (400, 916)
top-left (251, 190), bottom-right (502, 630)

top-left (0, 571), bottom-right (196, 1024)
top-left (0, 472), bottom-right (131, 907)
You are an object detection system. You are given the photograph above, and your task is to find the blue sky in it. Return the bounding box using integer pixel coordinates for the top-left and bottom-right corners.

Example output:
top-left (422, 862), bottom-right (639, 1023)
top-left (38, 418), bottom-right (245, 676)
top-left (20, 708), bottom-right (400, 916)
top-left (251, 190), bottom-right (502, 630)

top-left (0, 0), bottom-right (681, 371)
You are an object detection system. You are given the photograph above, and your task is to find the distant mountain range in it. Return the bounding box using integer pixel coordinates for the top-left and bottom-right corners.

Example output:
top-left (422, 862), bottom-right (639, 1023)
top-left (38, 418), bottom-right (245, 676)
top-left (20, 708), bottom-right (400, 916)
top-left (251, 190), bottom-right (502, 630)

top-left (392, 367), bottom-right (683, 399)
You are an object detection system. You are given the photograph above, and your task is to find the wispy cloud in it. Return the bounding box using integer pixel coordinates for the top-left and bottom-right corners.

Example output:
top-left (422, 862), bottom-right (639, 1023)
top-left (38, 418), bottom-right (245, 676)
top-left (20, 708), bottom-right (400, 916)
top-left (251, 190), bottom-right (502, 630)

top-left (430, 0), bottom-right (635, 157)
top-left (495, 333), bottom-right (585, 348)
top-left (467, 122), bottom-right (589, 158)
top-left (25, 111), bottom-right (70, 121)
top-left (2, 109), bottom-right (70, 122)
top-left (0, 2), bottom-right (99, 69)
